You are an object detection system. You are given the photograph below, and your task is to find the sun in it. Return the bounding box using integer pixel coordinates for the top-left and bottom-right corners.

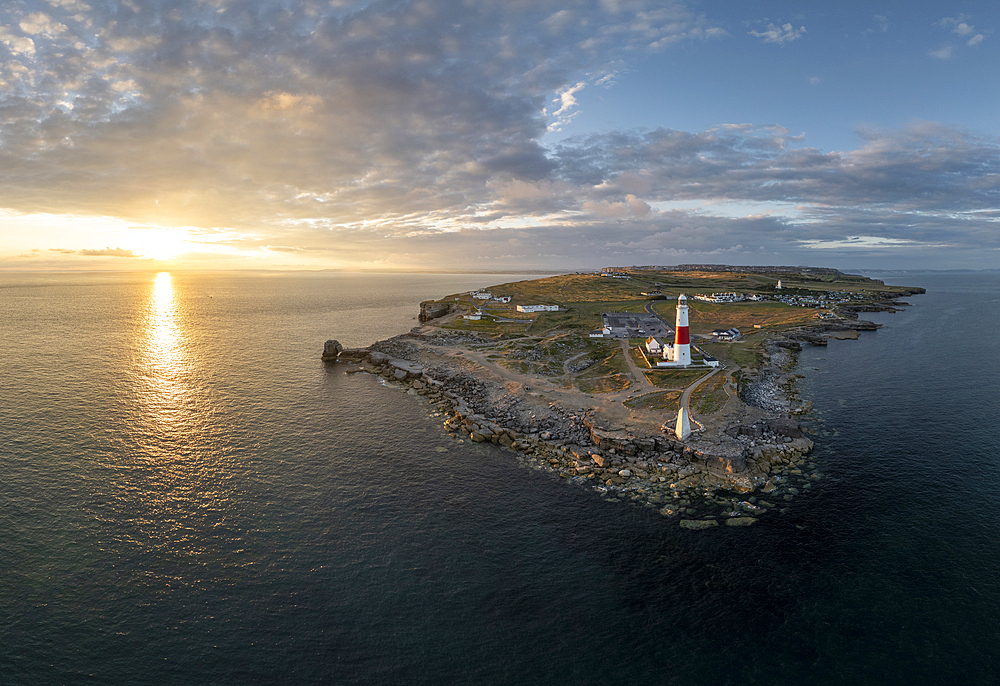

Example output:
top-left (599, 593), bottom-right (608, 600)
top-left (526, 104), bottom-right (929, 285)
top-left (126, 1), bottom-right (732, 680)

top-left (129, 227), bottom-right (193, 260)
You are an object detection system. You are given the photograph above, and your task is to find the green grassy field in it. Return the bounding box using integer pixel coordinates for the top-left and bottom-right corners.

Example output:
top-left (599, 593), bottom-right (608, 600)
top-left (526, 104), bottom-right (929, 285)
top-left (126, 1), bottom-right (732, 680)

top-left (651, 299), bottom-right (819, 335)
top-left (624, 390), bottom-right (681, 411)
top-left (577, 374), bottom-right (631, 393)
top-left (629, 345), bottom-right (649, 368)
top-left (700, 340), bottom-right (765, 370)
top-left (691, 373), bottom-right (729, 415)
top-left (644, 368), bottom-right (713, 389)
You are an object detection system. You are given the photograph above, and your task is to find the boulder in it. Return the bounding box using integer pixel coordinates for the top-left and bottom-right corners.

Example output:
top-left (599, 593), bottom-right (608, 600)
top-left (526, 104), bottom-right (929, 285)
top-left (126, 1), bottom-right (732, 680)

top-left (679, 519), bottom-right (718, 530)
top-left (389, 359), bottom-right (424, 379)
top-left (322, 339), bottom-right (343, 361)
top-left (766, 418), bottom-right (803, 439)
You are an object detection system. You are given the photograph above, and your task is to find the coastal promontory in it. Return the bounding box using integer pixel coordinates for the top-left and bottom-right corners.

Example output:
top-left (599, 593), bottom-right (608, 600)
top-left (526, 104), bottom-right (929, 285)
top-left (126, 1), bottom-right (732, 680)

top-left (327, 266), bottom-right (923, 522)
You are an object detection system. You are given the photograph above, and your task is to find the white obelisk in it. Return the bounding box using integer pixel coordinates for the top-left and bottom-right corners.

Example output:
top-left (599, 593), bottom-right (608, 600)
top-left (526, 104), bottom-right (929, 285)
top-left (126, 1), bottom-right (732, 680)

top-left (675, 407), bottom-right (691, 441)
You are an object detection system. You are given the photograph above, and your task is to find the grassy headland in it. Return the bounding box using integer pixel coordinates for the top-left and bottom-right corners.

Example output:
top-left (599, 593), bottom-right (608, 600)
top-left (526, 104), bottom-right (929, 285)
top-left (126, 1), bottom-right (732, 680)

top-left (422, 266), bottom-right (921, 392)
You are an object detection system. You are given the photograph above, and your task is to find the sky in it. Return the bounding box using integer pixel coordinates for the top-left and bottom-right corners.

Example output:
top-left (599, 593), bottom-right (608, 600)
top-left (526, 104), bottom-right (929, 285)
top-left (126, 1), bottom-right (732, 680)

top-left (1, 0), bottom-right (998, 271)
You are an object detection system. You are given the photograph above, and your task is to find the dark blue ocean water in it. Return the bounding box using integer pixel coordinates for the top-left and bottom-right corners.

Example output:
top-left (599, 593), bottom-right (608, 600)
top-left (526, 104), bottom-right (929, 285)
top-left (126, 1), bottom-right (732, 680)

top-left (1, 270), bottom-right (998, 686)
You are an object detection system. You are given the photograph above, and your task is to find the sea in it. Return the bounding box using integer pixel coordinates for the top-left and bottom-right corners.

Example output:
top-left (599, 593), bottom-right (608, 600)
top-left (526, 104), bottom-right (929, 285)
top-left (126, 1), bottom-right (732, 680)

top-left (1, 270), bottom-right (998, 686)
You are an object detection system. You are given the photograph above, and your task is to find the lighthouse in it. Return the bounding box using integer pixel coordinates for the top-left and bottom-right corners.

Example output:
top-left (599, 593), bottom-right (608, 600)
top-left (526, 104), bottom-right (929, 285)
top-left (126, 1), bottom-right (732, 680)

top-left (673, 294), bottom-right (692, 366)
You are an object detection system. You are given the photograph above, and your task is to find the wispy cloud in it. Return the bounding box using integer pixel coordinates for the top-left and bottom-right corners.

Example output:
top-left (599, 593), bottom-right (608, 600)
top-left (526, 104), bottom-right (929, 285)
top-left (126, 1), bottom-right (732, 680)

top-left (547, 81), bottom-right (588, 132)
top-left (929, 44), bottom-right (955, 59)
top-left (50, 247), bottom-right (141, 257)
top-left (749, 22), bottom-right (806, 45)
top-left (933, 15), bottom-right (988, 57)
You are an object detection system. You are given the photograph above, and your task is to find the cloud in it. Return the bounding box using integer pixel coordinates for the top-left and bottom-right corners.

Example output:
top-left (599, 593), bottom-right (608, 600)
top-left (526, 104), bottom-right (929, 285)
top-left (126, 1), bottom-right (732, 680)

top-left (548, 81), bottom-right (587, 132)
top-left (19, 12), bottom-right (67, 37)
top-left (0, 0), bottom-right (725, 231)
top-left (0, 25), bottom-right (36, 56)
top-left (0, 1), bottom-right (997, 270)
top-left (798, 236), bottom-right (916, 250)
top-left (47, 0), bottom-right (91, 11)
top-left (939, 17), bottom-right (975, 35)
top-left (929, 44), bottom-right (954, 59)
top-left (749, 22), bottom-right (806, 45)
top-left (874, 14), bottom-right (889, 33)
top-left (936, 16), bottom-right (988, 52)
top-left (60, 247), bottom-right (142, 257)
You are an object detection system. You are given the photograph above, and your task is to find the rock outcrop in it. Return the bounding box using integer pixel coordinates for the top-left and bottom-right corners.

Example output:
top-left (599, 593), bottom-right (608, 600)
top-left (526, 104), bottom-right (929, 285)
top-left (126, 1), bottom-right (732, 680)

top-left (419, 301), bottom-right (454, 323)
top-left (321, 339), bottom-right (343, 361)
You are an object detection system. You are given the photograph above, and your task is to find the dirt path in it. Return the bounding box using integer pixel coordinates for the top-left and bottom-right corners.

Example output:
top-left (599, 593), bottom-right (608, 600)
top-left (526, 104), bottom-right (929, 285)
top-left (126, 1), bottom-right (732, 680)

top-left (562, 351), bottom-right (589, 387)
top-left (620, 339), bottom-right (656, 393)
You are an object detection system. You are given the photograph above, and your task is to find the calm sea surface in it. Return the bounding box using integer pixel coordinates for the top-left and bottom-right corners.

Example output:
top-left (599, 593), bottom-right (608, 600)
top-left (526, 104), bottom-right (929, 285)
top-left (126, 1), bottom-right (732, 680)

top-left (1, 270), bottom-right (998, 685)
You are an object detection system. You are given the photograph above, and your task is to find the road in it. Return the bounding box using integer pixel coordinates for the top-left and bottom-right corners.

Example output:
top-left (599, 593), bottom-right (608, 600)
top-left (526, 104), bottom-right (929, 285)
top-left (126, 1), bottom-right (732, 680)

top-left (644, 300), bottom-right (674, 337)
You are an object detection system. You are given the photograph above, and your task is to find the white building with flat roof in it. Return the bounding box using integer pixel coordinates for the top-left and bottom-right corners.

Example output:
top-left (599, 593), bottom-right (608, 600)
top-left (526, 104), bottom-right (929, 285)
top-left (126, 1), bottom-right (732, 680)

top-left (516, 305), bottom-right (559, 313)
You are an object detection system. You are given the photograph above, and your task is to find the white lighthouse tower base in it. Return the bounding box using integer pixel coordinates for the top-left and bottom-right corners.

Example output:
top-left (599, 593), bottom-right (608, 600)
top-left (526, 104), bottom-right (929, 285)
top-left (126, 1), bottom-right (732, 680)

top-left (675, 407), bottom-right (691, 441)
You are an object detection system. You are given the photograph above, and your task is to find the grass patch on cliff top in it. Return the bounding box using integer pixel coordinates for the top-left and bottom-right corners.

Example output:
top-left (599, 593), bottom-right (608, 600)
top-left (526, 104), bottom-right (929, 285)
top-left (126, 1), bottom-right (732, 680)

top-left (577, 346), bottom-right (630, 378)
top-left (650, 300), bottom-right (818, 335)
top-left (577, 374), bottom-right (631, 394)
top-left (624, 390), bottom-right (681, 411)
top-left (644, 368), bottom-right (713, 389)
top-left (691, 373), bottom-right (729, 415)
top-left (713, 341), bottom-right (765, 370)
top-left (482, 273), bottom-right (646, 304)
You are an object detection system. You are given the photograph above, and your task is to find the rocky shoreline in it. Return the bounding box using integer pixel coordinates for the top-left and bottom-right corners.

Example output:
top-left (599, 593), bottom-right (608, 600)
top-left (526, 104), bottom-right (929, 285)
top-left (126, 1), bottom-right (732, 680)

top-left (325, 337), bottom-right (815, 526)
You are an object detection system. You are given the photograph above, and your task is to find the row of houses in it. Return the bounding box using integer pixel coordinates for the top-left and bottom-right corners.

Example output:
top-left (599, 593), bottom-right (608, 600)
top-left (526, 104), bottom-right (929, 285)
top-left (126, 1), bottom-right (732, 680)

top-left (692, 292), bottom-right (765, 303)
top-left (471, 291), bottom-right (513, 304)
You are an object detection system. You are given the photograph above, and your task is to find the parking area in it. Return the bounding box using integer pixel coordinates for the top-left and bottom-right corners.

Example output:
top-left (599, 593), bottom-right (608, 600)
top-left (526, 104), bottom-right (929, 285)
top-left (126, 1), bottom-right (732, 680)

top-left (602, 312), bottom-right (671, 338)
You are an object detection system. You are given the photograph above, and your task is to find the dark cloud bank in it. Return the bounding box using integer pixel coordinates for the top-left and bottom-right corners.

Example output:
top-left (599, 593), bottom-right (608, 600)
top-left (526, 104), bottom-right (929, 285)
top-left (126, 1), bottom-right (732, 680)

top-left (1, 0), bottom-right (998, 268)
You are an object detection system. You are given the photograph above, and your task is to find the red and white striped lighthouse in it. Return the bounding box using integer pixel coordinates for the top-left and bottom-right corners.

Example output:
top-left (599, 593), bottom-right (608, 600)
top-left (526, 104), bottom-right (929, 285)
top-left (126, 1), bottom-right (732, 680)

top-left (673, 294), bottom-right (692, 365)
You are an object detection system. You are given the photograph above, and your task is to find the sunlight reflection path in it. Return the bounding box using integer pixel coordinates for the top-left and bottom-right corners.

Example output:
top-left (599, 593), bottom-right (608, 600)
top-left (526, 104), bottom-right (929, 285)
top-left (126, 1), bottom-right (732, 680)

top-left (143, 272), bottom-right (188, 418)
top-left (127, 273), bottom-right (240, 563)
